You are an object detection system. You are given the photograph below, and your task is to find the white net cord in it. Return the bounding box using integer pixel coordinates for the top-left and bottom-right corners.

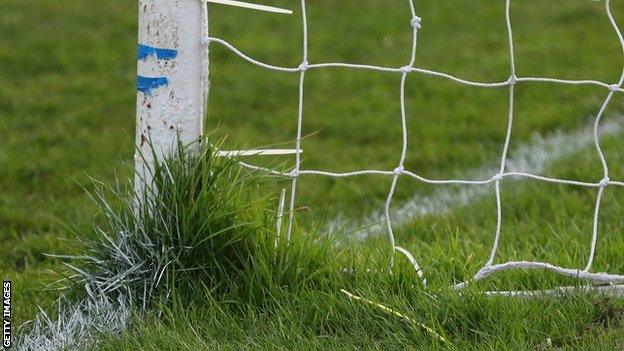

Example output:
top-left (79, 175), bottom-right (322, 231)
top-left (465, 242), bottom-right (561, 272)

top-left (202, 0), bottom-right (624, 294)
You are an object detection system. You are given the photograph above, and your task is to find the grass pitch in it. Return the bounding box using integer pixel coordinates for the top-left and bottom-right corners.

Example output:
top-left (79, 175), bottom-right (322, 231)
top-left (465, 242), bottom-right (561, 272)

top-left (2, 0), bottom-right (624, 349)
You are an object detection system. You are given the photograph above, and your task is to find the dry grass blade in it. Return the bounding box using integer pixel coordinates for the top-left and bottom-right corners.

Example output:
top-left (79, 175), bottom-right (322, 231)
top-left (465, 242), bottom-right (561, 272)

top-left (340, 289), bottom-right (451, 346)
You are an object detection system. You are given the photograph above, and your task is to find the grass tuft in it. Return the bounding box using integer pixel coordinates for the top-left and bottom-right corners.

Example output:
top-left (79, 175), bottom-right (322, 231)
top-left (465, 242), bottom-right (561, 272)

top-left (62, 140), bottom-right (345, 313)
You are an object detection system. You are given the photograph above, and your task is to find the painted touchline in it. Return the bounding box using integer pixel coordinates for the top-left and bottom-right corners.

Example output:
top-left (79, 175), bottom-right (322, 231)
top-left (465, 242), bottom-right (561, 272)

top-left (325, 116), bottom-right (624, 240)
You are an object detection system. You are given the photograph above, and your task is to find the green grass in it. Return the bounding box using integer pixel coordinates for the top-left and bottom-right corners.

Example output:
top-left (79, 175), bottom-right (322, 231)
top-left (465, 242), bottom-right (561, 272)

top-left (3, 0), bottom-right (624, 349)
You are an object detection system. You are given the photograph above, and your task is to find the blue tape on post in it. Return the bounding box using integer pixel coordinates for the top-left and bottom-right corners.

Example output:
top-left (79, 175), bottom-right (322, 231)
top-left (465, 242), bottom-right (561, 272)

top-left (137, 44), bottom-right (178, 61)
top-left (137, 76), bottom-right (169, 95)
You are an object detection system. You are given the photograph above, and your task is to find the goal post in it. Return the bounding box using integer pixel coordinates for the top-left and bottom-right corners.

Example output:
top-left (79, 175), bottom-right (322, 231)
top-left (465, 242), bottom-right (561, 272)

top-left (132, 0), bottom-right (624, 297)
top-left (134, 0), bottom-right (209, 195)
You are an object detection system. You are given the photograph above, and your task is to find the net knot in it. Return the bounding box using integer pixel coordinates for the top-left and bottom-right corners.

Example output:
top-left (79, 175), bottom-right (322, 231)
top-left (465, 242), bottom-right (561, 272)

top-left (492, 173), bottom-right (504, 182)
top-left (400, 66), bottom-right (412, 74)
top-left (410, 16), bottom-right (422, 29)
top-left (289, 169), bottom-right (300, 178)
top-left (202, 36), bottom-right (212, 45)
top-left (600, 177), bottom-right (610, 187)
top-left (609, 84), bottom-right (621, 92)
top-left (298, 61), bottom-right (309, 72)
top-left (508, 74), bottom-right (517, 86)
top-left (394, 166), bottom-right (404, 175)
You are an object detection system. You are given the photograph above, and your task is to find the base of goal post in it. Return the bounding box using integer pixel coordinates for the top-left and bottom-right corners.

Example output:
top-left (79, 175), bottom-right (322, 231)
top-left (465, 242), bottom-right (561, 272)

top-left (482, 284), bottom-right (624, 298)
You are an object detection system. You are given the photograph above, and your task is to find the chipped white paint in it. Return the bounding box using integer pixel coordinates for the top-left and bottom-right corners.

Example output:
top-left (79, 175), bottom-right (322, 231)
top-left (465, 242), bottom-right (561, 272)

top-left (135, 0), bottom-right (209, 193)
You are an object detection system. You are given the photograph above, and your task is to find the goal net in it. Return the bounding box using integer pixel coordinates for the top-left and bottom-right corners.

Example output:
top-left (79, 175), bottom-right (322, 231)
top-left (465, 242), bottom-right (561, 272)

top-left (202, 0), bottom-right (624, 295)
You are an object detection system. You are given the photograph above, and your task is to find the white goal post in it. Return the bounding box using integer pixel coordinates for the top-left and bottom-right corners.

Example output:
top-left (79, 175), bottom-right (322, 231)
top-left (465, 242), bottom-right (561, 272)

top-left (134, 0), bottom-right (209, 196)
top-left (134, 0), bottom-right (294, 195)
top-left (135, 0), bottom-right (624, 297)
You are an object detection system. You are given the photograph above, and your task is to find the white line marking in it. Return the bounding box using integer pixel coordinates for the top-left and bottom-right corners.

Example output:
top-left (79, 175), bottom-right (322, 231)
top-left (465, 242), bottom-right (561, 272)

top-left (328, 117), bottom-right (624, 239)
top-left (18, 294), bottom-right (130, 351)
